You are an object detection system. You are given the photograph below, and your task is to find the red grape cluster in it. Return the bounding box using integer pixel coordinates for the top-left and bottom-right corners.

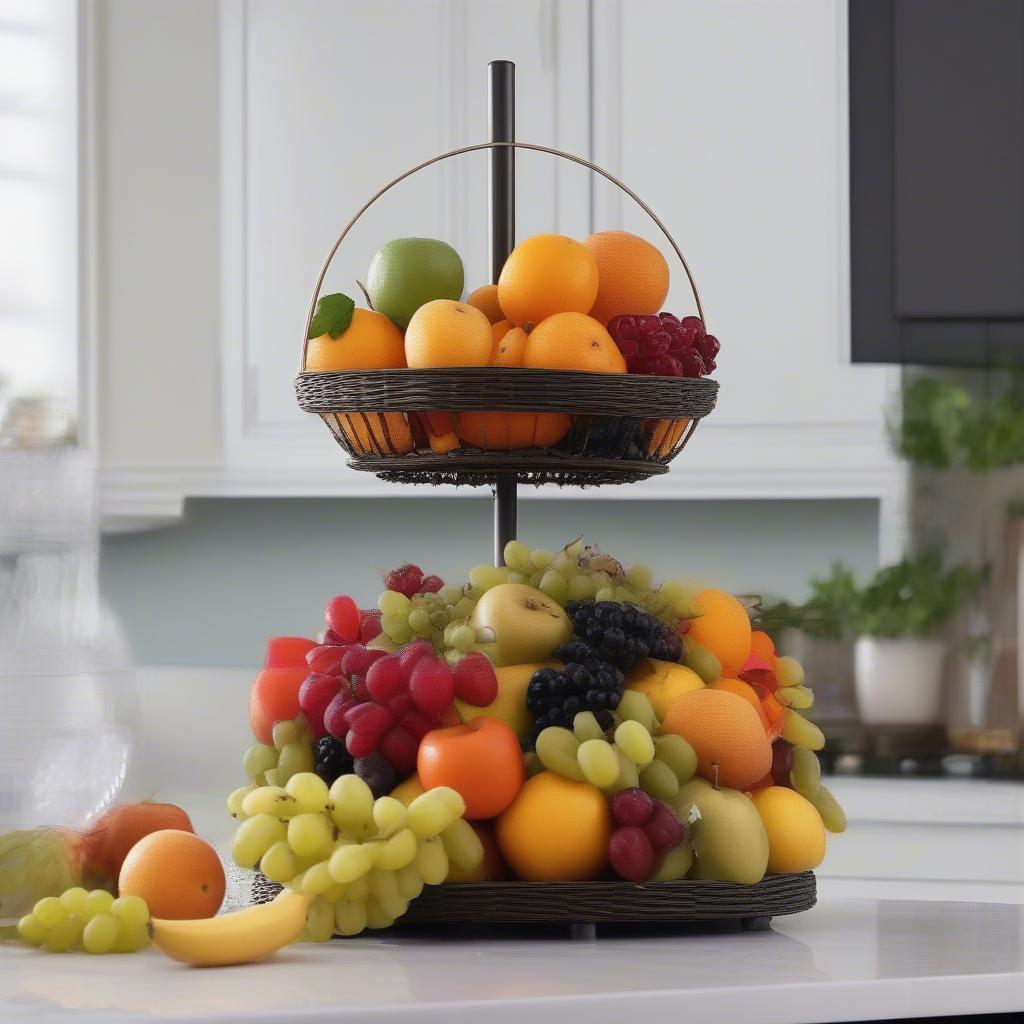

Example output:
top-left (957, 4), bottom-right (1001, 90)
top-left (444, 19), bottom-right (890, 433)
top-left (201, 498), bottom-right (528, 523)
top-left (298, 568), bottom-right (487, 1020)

top-left (607, 788), bottom-right (685, 882)
top-left (607, 313), bottom-right (719, 378)
top-left (384, 563), bottom-right (444, 598)
top-left (298, 593), bottom-right (499, 789)
top-left (322, 595), bottom-right (383, 646)
top-left (323, 564), bottom-right (444, 647)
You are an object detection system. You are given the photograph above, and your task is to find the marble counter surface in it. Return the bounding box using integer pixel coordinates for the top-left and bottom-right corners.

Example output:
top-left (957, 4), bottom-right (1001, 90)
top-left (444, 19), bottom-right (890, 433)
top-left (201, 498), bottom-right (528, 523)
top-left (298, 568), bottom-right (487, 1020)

top-left (2, 900), bottom-right (1022, 1023)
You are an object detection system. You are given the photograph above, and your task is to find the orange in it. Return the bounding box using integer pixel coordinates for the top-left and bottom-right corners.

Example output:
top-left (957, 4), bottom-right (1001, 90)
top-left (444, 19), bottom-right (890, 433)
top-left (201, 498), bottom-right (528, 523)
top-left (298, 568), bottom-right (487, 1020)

top-left (749, 630), bottom-right (779, 666)
top-left (304, 308), bottom-right (406, 371)
top-left (583, 230), bottom-right (670, 325)
top-left (496, 772), bottom-right (611, 881)
top-left (118, 829), bottom-right (225, 920)
top-left (489, 319), bottom-right (513, 361)
top-left (405, 299), bottom-right (492, 368)
top-left (82, 803), bottom-right (194, 883)
top-left (336, 412), bottom-right (415, 456)
top-left (523, 313), bottom-right (626, 373)
top-left (250, 668), bottom-right (307, 745)
top-left (468, 285), bottom-right (506, 325)
top-left (498, 234), bottom-right (599, 326)
top-left (493, 326), bottom-right (528, 367)
top-left (687, 588), bottom-right (753, 676)
top-left (417, 717), bottom-right (524, 820)
top-left (661, 688), bottom-right (772, 791)
top-left (648, 418), bottom-right (689, 457)
top-left (420, 411), bottom-right (456, 435)
top-left (710, 678), bottom-right (776, 734)
top-left (626, 658), bottom-right (704, 719)
top-left (455, 411), bottom-right (570, 450)
top-left (418, 411), bottom-right (459, 454)
top-left (427, 429), bottom-right (460, 454)
top-left (751, 787), bottom-right (826, 873)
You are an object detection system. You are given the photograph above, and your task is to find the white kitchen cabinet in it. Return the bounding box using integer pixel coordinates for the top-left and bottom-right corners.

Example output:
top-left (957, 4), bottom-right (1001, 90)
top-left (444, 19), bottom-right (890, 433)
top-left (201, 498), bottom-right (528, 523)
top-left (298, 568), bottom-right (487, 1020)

top-left (93, 0), bottom-right (904, 543)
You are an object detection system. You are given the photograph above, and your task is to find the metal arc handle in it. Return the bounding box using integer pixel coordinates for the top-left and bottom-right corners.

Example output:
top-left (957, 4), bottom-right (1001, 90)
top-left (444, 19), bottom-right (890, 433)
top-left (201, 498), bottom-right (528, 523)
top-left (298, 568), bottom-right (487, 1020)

top-left (301, 141), bottom-right (706, 369)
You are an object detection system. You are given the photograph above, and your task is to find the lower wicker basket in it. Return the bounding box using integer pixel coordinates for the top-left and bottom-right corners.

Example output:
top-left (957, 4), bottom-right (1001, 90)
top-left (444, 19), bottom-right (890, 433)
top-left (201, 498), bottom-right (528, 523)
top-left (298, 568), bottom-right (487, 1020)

top-left (252, 872), bottom-right (815, 932)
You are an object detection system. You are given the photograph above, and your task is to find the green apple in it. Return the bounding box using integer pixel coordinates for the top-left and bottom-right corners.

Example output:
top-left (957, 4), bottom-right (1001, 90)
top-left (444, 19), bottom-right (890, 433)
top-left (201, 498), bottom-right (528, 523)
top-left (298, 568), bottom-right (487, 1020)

top-left (672, 777), bottom-right (769, 884)
top-left (469, 584), bottom-right (572, 667)
top-left (367, 237), bottom-right (464, 328)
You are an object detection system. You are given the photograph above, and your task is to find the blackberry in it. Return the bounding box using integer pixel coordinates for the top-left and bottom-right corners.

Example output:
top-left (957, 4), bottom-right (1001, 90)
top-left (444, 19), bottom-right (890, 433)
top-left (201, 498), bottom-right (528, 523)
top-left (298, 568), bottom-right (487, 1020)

top-left (566, 600), bottom-right (683, 671)
top-left (553, 639), bottom-right (601, 664)
top-left (314, 734), bottom-right (354, 786)
top-left (563, 416), bottom-right (645, 459)
top-left (525, 658), bottom-right (625, 748)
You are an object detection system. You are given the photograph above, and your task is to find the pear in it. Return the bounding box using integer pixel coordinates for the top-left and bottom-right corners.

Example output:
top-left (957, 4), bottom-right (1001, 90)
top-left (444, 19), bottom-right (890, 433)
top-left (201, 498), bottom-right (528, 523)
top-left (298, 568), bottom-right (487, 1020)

top-left (469, 584), bottom-right (571, 667)
top-left (455, 662), bottom-right (558, 739)
top-left (672, 777), bottom-right (769, 884)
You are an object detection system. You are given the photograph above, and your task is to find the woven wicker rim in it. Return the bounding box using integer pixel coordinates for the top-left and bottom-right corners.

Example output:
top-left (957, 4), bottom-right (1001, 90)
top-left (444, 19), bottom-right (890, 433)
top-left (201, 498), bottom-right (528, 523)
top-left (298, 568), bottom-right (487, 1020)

top-left (398, 872), bottom-right (817, 924)
top-left (299, 140), bottom-right (709, 370)
top-left (251, 871), bottom-right (816, 925)
top-left (295, 367), bottom-right (719, 418)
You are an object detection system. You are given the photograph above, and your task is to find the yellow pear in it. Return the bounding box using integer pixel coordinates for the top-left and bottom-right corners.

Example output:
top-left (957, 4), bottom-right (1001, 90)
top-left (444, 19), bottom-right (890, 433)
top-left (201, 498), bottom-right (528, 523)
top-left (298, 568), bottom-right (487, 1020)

top-left (455, 662), bottom-right (559, 739)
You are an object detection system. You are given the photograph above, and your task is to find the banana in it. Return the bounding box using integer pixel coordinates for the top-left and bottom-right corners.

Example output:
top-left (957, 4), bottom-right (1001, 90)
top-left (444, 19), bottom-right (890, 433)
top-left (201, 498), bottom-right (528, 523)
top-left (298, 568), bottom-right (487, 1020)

top-left (149, 891), bottom-right (312, 967)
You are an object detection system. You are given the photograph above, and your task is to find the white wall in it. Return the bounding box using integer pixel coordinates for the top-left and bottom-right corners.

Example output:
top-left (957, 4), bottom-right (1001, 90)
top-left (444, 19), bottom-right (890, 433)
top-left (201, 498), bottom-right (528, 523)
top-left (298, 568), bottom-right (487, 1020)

top-left (96, 0), bottom-right (221, 467)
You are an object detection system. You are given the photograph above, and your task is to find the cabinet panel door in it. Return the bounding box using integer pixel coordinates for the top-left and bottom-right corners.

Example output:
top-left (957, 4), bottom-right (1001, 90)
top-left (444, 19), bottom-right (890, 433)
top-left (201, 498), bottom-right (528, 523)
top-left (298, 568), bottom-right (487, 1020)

top-left (226, 0), bottom-right (589, 466)
top-left (894, 0), bottom-right (1024, 319)
top-left (850, 0), bottom-right (1024, 365)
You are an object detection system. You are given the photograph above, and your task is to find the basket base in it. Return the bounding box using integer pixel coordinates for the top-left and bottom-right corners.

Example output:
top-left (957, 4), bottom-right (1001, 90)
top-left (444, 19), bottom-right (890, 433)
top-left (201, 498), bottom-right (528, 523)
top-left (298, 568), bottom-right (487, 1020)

top-left (252, 872), bottom-right (815, 931)
top-left (397, 873), bottom-right (815, 926)
top-left (355, 453), bottom-right (670, 487)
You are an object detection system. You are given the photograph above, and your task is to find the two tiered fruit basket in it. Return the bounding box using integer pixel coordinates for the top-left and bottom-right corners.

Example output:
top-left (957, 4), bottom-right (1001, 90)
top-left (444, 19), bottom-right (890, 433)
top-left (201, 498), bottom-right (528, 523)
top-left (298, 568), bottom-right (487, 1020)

top-left (229, 62), bottom-right (842, 943)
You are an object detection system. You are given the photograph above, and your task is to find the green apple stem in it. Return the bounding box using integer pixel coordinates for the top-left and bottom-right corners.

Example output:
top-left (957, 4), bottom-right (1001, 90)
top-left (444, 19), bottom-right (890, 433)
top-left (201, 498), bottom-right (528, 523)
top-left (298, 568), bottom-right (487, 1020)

top-left (712, 762), bottom-right (720, 790)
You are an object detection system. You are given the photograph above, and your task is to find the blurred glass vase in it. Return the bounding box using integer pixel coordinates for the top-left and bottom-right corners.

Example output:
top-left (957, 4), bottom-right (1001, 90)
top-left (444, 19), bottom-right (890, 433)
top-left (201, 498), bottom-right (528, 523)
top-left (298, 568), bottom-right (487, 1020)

top-left (0, 447), bottom-right (135, 831)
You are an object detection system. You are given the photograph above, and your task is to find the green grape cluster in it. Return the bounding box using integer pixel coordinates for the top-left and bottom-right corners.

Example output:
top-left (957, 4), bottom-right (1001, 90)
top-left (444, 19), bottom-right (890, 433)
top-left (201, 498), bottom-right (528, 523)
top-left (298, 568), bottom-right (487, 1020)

top-left (17, 890), bottom-right (150, 954)
top-left (773, 656), bottom-right (815, 709)
top-left (502, 538), bottom-right (696, 630)
top-left (534, 692), bottom-right (698, 801)
top-left (376, 583), bottom-right (488, 657)
top-left (787, 746), bottom-right (846, 834)
top-left (758, 657), bottom-right (845, 834)
top-left (371, 536), bottom-right (700, 661)
top-left (239, 715), bottom-right (314, 793)
top-left (229, 773), bottom-right (482, 938)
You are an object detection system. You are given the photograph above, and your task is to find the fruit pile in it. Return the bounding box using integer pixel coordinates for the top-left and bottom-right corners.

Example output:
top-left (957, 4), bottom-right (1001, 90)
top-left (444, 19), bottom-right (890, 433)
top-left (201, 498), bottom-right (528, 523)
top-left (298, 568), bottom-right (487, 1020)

top-left (229, 538), bottom-right (845, 941)
top-left (304, 231), bottom-right (718, 457)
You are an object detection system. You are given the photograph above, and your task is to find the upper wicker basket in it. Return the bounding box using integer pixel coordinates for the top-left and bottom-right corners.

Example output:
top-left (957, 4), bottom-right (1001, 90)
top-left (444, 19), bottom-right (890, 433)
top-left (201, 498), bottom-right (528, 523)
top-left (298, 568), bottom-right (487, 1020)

top-left (294, 142), bottom-right (719, 488)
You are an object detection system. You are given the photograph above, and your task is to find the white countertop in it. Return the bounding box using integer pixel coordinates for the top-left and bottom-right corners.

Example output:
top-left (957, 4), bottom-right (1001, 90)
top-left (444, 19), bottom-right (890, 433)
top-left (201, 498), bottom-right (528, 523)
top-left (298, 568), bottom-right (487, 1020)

top-left (2, 899), bottom-right (1023, 1023)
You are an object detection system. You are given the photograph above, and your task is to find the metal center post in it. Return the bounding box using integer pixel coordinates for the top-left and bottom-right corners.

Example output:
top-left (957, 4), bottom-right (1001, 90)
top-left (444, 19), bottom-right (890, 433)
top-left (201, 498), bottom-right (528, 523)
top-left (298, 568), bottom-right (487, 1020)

top-left (489, 60), bottom-right (517, 567)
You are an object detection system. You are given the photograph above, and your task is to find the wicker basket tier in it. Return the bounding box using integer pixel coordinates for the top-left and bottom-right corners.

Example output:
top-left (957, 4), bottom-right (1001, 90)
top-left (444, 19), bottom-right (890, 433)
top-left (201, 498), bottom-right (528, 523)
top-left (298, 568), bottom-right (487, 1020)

top-left (295, 366), bottom-right (719, 487)
top-left (296, 141), bottom-right (720, 488)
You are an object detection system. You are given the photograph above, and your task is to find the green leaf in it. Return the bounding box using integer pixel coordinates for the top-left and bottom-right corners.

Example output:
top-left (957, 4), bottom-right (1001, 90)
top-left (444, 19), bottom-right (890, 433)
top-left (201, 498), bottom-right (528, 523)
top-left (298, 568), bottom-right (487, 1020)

top-left (308, 292), bottom-right (355, 340)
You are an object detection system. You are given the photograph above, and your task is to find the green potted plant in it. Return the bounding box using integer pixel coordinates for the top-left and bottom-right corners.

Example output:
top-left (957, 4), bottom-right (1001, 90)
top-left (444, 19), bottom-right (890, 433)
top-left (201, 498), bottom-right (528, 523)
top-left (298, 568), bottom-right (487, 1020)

top-left (893, 375), bottom-right (1023, 738)
top-left (851, 551), bottom-right (981, 726)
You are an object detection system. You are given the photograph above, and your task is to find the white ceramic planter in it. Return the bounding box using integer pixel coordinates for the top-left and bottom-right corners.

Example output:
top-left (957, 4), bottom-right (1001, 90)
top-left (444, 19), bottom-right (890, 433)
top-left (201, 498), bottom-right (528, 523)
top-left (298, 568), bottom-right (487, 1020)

top-left (854, 636), bottom-right (947, 726)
